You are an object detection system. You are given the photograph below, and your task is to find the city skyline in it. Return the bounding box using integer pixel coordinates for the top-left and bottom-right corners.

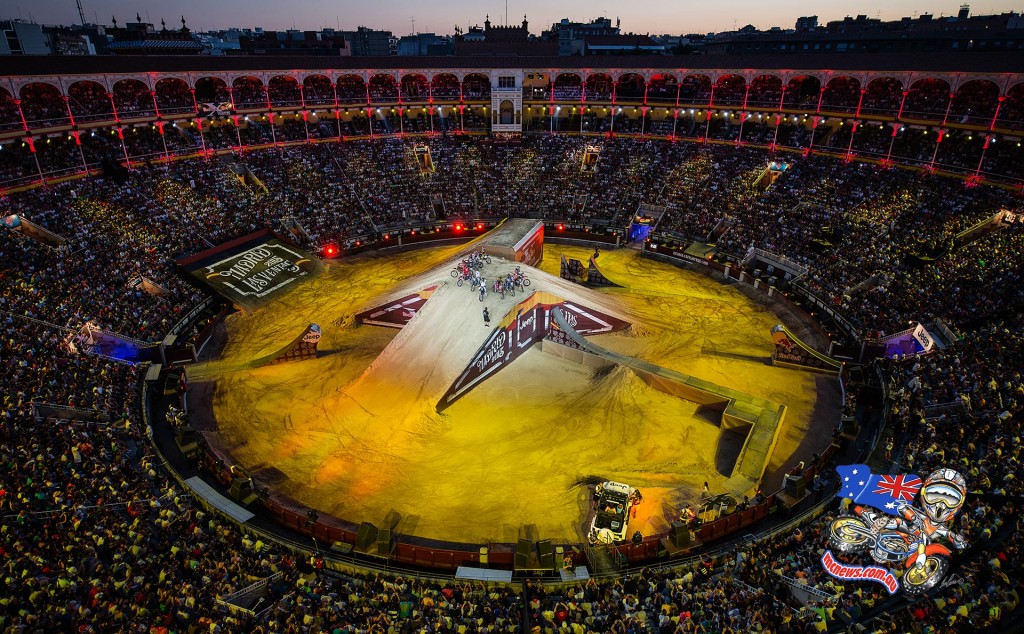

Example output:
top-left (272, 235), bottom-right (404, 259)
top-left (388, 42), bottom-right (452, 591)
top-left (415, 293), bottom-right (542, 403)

top-left (5, 0), bottom-right (1023, 36)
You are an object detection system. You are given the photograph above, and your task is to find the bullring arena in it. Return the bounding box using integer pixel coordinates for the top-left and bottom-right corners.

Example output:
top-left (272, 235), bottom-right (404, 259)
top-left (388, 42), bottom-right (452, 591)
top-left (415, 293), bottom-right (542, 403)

top-left (2, 47), bottom-right (1024, 633)
top-left (186, 224), bottom-right (837, 547)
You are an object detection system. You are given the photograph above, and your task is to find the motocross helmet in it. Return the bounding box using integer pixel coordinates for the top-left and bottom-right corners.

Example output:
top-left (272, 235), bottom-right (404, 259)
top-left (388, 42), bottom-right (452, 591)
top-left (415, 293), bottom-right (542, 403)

top-left (919, 468), bottom-right (967, 524)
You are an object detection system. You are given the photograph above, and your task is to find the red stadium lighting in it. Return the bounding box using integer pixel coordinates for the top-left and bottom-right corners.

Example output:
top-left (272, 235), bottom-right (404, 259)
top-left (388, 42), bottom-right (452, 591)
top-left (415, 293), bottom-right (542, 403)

top-left (323, 244), bottom-right (338, 258)
top-left (476, 223), bottom-right (484, 230)
top-left (454, 223), bottom-right (463, 231)
top-left (557, 224), bottom-right (564, 231)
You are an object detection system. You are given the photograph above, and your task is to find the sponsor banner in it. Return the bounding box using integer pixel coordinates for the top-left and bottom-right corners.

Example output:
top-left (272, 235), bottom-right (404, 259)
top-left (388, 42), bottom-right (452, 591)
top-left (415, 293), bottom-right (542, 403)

top-left (559, 302), bottom-right (631, 335)
top-left (437, 293), bottom-right (630, 410)
top-left (302, 324), bottom-right (322, 344)
top-left (770, 324), bottom-right (841, 373)
top-left (912, 324), bottom-right (935, 354)
top-left (437, 303), bottom-right (549, 411)
top-left (673, 252), bottom-right (711, 267)
top-left (269, 323), bottom-right (322, 365)
top-left (821, 551), bottom-right (899, 594)
top-left (201, 102), bottom-right (233, 117)
top-left (355, 286), bottom-right (439, 328)
top-left (176, 229), bottom-right (322, 312)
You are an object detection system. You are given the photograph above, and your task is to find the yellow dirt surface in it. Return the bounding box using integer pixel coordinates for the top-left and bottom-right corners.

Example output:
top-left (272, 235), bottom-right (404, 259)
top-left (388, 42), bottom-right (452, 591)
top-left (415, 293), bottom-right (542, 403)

top-left (194, 243), bottom-right (836, 544)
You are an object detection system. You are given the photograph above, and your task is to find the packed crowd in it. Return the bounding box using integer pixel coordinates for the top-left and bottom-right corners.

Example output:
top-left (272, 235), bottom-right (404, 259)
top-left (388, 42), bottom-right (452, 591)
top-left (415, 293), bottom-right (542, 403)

top-left (3, 137), bottom-right (1022, 339)
top-left (2, 118), bottom-right (1021, 192)
top-left (2, 136), bottom-right (1023, 631)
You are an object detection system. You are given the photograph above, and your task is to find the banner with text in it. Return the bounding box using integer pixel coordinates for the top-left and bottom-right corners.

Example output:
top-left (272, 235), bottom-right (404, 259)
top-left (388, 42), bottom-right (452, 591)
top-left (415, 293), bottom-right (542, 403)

top-left (175, 229), bottom-right (323, 312)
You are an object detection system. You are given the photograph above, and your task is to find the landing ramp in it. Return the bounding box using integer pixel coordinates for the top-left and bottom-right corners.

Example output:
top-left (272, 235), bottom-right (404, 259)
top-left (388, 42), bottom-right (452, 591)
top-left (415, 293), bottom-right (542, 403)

top-left (586, 256), bottom-right (622, 287)
top-left (253, 324), bottom-right (321, 366)
top-left (551, 308), bottom-right (785, 491)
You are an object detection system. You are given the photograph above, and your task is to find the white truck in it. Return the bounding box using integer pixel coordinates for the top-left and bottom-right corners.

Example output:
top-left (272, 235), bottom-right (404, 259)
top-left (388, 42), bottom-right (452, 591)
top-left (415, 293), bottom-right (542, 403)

top-left (587, 481), bottom-right (642, 545)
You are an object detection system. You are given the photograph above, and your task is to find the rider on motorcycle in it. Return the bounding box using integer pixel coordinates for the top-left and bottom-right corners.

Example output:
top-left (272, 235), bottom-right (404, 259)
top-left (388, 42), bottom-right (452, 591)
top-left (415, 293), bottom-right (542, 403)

top-left (851, 469), bottom-right (968, 574)
top-left (894, 469), bottom-right (968, 550)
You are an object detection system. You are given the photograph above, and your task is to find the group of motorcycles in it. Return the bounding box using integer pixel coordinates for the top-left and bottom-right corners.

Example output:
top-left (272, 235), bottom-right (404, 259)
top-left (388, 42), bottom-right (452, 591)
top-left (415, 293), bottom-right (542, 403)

top-left (450, 250), bottom-right (531, 301)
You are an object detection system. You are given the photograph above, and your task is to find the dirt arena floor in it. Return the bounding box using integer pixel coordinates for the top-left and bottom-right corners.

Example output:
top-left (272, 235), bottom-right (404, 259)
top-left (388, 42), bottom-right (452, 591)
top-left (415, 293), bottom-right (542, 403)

top-left (190, 241), bottom-right (839, 545)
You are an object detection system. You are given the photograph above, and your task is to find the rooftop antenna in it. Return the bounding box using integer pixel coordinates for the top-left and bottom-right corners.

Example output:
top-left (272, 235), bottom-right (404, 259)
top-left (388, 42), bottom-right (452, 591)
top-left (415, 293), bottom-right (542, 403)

top-left (410, 15), bottom-right (415, 33)
top-left (75, 0), bottom-right (86, 25)
top-left (505, 0), bottom-right (508, 26)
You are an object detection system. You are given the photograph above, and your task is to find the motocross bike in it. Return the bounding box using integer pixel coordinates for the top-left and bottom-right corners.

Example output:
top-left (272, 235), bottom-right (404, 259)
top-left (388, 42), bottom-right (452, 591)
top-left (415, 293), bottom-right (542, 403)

top-left (829, 505), bottom-right (965, 595)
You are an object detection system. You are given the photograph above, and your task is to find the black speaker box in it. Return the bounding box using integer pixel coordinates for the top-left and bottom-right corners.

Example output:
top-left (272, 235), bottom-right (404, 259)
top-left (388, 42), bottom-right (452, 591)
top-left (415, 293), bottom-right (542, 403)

top-left (377, 528), bottom-right (391, 553)
top-left (537, 540), bottom-right (554, 569)
top-left (669, 521), bottom-right (692, 548)
top-left (355, 522), bottom-right (378, 550)
top-left (228, 477), bottom-right (252, 501)
top-left (515, 539), bottom-right (531, 567)
top-left (784, 475), bottom-right (807, 498)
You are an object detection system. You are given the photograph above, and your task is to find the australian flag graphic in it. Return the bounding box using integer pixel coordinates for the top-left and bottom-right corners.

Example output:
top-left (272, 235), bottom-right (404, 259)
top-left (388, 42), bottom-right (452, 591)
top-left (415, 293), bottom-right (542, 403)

top-left (835, 464), bottom-right (923, 516)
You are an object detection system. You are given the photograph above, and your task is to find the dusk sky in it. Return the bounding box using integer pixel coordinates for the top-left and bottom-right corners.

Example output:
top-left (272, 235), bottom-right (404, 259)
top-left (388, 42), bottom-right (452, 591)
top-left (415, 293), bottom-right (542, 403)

top-left (6, 0), bottom-right (1023, 36)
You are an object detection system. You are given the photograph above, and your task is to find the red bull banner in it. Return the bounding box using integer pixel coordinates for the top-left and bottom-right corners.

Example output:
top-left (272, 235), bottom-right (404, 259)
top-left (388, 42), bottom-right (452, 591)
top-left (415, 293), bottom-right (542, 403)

top-left (770, 324), bottom-right (841, 374)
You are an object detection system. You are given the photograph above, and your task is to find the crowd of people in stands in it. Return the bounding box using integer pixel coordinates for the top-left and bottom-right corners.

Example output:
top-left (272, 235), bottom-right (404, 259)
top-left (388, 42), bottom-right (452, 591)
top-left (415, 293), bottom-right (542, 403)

top-left (1, 135), bottom-right (1022, 632)
top-left (2, 115), bottom-right (1020, 189)
top-left (2, 71), bottom-right (1024, 191)
top-left (2, 135), bottom-right (1021, 344)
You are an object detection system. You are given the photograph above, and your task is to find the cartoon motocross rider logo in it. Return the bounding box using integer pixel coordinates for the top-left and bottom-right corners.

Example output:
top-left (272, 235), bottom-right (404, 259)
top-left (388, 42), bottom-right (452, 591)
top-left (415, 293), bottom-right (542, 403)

top-left (825, 466), bottom-right (968, 595)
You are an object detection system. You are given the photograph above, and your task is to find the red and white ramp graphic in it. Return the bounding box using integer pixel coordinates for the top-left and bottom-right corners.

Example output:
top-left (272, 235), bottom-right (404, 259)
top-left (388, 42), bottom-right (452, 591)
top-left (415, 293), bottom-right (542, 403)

top-left (436, 292), bottom-right (630, 412)
top-left (355, 286), bottom-right (439, 328)
top-left (560, 302), bottom-right (631, 335)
